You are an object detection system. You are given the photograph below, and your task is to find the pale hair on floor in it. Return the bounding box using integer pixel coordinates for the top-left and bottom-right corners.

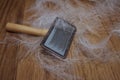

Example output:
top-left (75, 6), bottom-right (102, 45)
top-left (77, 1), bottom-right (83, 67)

top-left (1, 0), bottom-right (120, 80)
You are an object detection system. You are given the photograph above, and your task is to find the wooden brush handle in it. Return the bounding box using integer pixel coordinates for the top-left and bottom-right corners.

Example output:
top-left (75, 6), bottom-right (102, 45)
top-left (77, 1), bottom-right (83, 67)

top-left (6, 23), bottom-right (48, 36)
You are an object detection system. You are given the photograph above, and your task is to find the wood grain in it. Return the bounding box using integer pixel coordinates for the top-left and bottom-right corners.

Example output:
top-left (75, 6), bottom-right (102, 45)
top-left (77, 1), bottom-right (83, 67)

top-left (0, 0), bottom-right (24, 80)
top-left (0, 0), bottom-right (120, 80)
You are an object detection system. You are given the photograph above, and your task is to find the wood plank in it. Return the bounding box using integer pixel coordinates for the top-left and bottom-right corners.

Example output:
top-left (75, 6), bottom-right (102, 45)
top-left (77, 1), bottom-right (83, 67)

top-left (0, 0), bottom-right (120, 80)
top-left (0, 0), bottom-right (25, 80)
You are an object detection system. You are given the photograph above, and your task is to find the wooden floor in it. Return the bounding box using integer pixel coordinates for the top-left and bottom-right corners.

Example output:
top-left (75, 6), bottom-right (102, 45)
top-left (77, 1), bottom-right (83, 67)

top-left (0, 0), bottom-right (120, 80)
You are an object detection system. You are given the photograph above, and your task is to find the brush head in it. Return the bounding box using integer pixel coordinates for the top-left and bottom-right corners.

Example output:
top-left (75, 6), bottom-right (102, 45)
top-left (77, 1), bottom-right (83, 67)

top-left (41, 17), bottom-right (76, 59)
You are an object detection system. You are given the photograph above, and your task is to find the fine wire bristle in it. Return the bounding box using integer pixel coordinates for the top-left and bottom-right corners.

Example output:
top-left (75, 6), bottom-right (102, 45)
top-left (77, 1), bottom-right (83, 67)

top-left (41, 17), bottom-right (76, 58)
